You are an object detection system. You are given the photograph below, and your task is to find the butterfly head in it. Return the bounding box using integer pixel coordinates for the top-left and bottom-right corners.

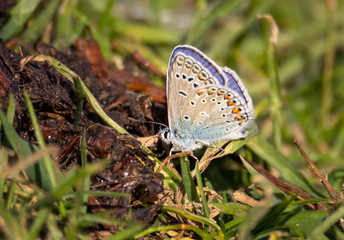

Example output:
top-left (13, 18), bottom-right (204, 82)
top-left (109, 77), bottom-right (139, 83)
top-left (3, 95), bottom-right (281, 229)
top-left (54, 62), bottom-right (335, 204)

top-left (160, 128), bottom-right (204, 153)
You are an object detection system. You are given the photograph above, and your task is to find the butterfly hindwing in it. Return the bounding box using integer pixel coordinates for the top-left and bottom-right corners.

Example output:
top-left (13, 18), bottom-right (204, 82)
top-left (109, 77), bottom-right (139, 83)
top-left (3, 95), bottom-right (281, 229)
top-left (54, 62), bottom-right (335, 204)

top-left (179, 85), bottom-right (252, 145)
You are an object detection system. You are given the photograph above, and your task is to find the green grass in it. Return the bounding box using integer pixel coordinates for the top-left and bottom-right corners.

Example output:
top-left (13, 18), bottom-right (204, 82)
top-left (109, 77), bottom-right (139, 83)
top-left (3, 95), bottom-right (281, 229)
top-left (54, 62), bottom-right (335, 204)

top-left (1, 0), bottom-right (344, 239)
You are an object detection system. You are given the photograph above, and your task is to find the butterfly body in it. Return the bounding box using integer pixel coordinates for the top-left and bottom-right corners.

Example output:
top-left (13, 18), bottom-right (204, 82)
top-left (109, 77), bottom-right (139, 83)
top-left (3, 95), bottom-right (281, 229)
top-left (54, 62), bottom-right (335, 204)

top-left (162, 45), bottom-right (254, 153)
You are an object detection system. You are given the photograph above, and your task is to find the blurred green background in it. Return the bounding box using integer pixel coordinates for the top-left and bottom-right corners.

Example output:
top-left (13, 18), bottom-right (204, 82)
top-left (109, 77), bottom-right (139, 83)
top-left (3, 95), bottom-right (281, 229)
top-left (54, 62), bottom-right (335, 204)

top-left (1, 0), bottom-right (344, 238)
top-left (2, 0), bottom-right (344, 204)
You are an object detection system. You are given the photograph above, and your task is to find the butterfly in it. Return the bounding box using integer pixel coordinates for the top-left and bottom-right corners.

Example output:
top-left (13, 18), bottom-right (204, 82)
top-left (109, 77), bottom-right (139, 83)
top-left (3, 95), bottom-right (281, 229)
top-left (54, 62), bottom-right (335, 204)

top-left (161, 45), bottom-right (254, 153)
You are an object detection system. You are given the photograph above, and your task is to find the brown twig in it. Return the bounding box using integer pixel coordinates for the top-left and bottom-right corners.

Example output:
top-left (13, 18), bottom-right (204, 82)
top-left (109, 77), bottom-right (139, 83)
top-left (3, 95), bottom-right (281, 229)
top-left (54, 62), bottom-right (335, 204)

top-left (132, 51), bottom-right (165, 78)
top-left (243, 158), bottom-right (327, 210)
top-left (294, 140), bottom-right (341, 202)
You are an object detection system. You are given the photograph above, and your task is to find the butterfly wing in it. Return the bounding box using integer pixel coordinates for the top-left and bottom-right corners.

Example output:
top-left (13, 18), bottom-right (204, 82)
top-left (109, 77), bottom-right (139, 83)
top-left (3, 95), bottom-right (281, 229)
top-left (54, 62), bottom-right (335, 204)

top-left (179, 85), bottom-right (254, 146)
top-left (222, 66), bottom-right (253, 111)
top-left (166, 45), bottom-right (254, 151)
top-left (166, 45), bottom-right (229, 135)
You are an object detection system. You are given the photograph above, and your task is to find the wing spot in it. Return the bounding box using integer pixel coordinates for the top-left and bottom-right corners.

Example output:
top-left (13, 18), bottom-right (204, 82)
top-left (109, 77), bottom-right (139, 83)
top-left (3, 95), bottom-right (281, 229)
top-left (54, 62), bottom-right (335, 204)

top-left (198, 71), bottom-right (208, 80)
top-left (176, 55), bottom-right (184, 66)
top-left (192, 64), bottom-right (201, 73)
top-left (201, 99), bottom-right (206, 103)
top-left (188, 77), bottom-right (194, 82)
top-left (225, 93), bottom-right (234, 99)
top-left (185, 59), bottom-right (193, 68)
top-left (232, 107), bottom-right (241, 114)
top-left (211, 98), bottom-right (216, 102)
top-left (198, 121), bottom-right (203, 125)
top-left (182, 74), bottom-right (187, 79)
top-left (227, 100), bottom-right (235, 106)
top-left (207, 89), bottom-right (215, 95)
top-left (235, 116), bottom-right (245, 123)
top-left (193, 83), bottom-right (199, 88)
top-left (190, 101), bottom-right (195, 106)
top-left (178, 91), bottom-right (187, 97)
top-left (218, 90), bottom-right (227, 95)
top-left (222, 114), bottom-right (226, 118)
top-left (184, 115), bottom-right (190, 120)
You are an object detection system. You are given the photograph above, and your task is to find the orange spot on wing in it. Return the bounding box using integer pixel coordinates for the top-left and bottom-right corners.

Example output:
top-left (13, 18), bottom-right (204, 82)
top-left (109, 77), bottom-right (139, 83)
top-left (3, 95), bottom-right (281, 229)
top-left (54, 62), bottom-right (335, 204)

top-left (197, 90), bottom-right (204, 95)
top-left (227, 101), bottom-right (235, 106)
top-left (235, 116), bottom-right (244, 122)
top-left (232, 108), bottom-right (240, 114)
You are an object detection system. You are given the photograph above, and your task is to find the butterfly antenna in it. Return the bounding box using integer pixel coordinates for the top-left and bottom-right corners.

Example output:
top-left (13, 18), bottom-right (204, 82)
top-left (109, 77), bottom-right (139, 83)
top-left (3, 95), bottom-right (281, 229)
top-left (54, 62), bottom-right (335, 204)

top-left (129, 118), bottom-right (169, 147)
top-left (129, 118), bottom-right (168, 129)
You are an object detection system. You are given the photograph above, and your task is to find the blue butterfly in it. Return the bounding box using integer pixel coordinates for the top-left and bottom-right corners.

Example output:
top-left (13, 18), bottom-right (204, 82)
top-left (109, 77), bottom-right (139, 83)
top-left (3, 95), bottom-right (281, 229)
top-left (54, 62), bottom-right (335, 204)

top-left (161, 45), bottom-right (254, 153)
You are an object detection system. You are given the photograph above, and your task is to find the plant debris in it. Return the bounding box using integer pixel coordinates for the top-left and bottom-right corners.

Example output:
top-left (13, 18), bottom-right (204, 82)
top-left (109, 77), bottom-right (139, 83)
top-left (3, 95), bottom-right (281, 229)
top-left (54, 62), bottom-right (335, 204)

top-left (0, 38), bottom-right (165, 231)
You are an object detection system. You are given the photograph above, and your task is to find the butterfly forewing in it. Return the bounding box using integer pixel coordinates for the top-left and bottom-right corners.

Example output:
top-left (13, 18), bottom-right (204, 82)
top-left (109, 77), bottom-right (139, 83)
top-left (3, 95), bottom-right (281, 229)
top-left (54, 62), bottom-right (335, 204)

top-left (165, 45), bottom-right (254, 151)
top-left (167, 46), bottom-right (228, 134)
top-left (222, 66), bottom-right (253, 109)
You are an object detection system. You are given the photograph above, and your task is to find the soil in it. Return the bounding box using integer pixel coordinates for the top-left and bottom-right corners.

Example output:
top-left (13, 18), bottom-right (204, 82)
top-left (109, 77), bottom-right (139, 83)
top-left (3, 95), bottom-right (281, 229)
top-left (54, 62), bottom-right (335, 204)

top-left (0, 38), bottom-right (167, 234)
